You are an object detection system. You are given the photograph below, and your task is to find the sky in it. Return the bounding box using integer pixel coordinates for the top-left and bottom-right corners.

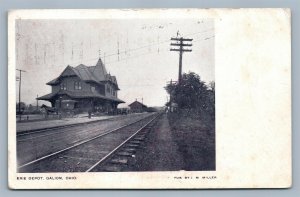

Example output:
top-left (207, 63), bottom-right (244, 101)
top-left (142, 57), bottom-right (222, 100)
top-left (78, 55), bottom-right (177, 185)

top-left (15, 18), bottom-right (214, 107)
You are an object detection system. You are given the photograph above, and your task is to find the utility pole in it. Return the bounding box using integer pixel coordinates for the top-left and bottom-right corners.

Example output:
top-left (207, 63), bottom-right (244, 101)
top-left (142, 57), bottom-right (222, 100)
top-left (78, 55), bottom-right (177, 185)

top-left (117, 39), bottom-right (120, 61)
top-left (36, 94), bottom-right (39, 111)
top-left (170, 36), bottom-right (193, 83)
top-left (16, 69), bottom-right (26, 121)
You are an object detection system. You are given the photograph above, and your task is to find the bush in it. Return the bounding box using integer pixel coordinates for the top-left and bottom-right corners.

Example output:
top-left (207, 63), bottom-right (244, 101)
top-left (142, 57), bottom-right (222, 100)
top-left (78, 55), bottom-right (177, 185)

top-left (165, 72), bottom-right (215, 120)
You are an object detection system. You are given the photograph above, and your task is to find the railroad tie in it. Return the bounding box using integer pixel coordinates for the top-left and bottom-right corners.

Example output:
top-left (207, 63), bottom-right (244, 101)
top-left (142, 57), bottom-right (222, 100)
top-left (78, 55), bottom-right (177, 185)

top-left (117, 151), bottom-right (132, 157)
top-left (103, 165), bottom-right (122, 172)
top-left (110, 158), bottom-right (128, 165)
top-left (126, 144), bottom-right (140, 148)
top-left (123, 148), bottom-right (136, 154)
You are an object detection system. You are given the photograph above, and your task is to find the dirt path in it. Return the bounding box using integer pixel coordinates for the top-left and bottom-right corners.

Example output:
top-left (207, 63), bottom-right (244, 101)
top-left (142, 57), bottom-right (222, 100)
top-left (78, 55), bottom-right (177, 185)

top-left (127, 113), bottom-right (185, 171)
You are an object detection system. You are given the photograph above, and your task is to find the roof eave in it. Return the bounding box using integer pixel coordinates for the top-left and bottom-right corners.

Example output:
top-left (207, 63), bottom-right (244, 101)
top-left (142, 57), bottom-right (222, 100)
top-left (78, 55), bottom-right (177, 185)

top-left (46, 82), bottom-right (59, 86)
top-left (37, 96), bottom-right (54, 101)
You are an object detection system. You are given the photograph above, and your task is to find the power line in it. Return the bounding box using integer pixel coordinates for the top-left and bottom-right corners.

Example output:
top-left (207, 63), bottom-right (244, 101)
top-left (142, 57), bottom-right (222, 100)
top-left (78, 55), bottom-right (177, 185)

top-left (68, 34), bottom-right (214, 67)
top-left (17, 28), bottom-right (214, 68)
top-left (91, 28), bottom-right (214, 58)
top-left (181, 28), bottom-right (214, 37)
top-left (22, 28), bottom-right (214, 66)
top-left (105, 48), bottom-right (169, 65)
top-left (193, 35), bottom-right (215, 43)
top-left (69, 29), bottom-right (214, 65)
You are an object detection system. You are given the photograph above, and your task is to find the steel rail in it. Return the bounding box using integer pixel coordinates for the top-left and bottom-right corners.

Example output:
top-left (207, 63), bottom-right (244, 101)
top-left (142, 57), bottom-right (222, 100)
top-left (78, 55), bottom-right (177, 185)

top-left (17, 118), bottom-right (129, 142)
top-left (16, 115), bottom-right (126, 137)
top-left (18, 113), bottom-right (157, 170)
top-left (86, 113), bottom-right (161, 172)
top-left (17, 114), bottom-right (150, 141)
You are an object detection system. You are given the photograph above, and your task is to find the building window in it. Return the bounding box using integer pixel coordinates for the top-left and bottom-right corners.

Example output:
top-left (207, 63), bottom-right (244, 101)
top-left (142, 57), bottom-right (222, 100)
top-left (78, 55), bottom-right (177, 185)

top-left (60, 83), bottom-right (66, 90)
top-left (106, 84), bottom-right (110, 93)
top-left (91, 86), bottom-right (95, 92)
top-left (74, 81), bottom-right (82, 90)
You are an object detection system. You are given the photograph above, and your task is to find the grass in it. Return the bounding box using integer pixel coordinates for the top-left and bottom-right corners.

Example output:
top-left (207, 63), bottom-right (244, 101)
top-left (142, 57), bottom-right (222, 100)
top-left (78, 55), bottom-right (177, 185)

top-left (167, 109), bottom-right (215, 171)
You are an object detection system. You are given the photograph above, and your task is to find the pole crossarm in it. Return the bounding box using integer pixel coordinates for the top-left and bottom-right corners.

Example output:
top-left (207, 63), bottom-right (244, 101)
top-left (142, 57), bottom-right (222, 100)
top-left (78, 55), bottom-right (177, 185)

top-left (170, 36), bottom-right (193, 83)
top-left (16, 69), bottom-right (26, 73)
top-left (171, 38), bottom-right (193, 41)
top-left (170, 43), bottom-right (192, 47)
top-left (170, 48), bottom-right (192, 52)
top-left (182, 49), bottom-right (192, 52)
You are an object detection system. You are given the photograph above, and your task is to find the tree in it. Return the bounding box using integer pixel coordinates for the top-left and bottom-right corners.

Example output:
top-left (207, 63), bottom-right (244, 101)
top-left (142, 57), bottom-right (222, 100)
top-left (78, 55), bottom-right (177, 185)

top-left (16, 102), bottom-right (26, 114)
top-left (208, 81), bottom-right (215, 92)
top-left (165, 72), bottom-right (215, 118)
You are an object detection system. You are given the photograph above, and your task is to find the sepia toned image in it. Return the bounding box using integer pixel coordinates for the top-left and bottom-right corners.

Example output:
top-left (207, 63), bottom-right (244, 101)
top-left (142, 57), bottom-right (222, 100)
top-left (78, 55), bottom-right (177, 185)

top-left (15, 18), bottom-right (215, 173)
top-left (8, 9), bottom-right (291, 189)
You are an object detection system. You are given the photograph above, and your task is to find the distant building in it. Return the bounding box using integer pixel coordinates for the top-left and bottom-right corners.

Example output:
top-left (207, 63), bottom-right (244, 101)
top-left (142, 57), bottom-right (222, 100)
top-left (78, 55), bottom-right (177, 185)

top-left (128, 100), bottom-right (147, 113)
top-left (37, 58), bottom-right (124, 113)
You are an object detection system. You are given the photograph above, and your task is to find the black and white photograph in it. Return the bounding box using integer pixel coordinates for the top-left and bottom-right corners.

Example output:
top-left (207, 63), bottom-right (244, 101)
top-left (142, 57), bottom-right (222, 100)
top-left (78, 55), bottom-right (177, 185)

top-left (15, 16), bottom-right (215, 173)
top-left (8, 9), bottom-right (291, 189)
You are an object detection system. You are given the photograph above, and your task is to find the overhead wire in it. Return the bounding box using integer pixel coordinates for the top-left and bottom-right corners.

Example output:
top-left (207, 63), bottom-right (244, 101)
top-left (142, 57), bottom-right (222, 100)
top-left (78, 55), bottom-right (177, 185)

top-left (82, 34), bottom-right (214, 67)
top-left (18, 27), bottom-right (214, 66)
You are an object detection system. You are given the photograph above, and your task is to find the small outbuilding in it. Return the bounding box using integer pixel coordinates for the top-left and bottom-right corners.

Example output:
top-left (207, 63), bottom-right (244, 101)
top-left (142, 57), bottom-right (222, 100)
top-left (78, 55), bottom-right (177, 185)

top-left (128, 100), bottom-right (147, 113)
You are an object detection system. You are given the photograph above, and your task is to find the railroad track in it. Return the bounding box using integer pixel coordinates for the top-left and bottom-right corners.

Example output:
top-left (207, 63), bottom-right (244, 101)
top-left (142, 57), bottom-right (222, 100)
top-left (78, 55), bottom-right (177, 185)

top-left (18, 112), bottom-right (161, 173)
top-left (17, 113), bottom-right (144, 137)
top-left (17, 113), bottom-right (155, 165)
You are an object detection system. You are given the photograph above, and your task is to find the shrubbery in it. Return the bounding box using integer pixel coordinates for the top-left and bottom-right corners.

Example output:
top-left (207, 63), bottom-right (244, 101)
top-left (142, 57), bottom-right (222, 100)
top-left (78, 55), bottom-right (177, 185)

top-left (165, 72), bottom-right (215, 121)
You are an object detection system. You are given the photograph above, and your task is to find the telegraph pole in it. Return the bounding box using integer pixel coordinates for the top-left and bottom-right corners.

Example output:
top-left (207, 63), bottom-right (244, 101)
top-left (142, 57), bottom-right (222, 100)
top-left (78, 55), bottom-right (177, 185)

top-left (117, 39), bottom-right (120, 61)
top-left (170, 36), bottom-right (193, 83)
top-left (36, 94), bottom-right (39, 111)
top-left (16, 69), bottom-right (26, 121)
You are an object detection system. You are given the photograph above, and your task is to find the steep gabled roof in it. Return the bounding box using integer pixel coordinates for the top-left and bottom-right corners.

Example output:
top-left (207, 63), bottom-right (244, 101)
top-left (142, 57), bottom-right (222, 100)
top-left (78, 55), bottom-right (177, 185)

top-left (90, 58), bottom-right (108, 81)
top-left (111, 76), bottom-right (117, 84)
top-left (105, 73), bottom-right (119, 90)
top-left (47, 65), bottom-right (77, 85)
top-left (46, 58), bottom-right (119, 88)
top-left (47, 77), bottom-right (59, 85)
top-left (73, 64), bottom-right (99, 82)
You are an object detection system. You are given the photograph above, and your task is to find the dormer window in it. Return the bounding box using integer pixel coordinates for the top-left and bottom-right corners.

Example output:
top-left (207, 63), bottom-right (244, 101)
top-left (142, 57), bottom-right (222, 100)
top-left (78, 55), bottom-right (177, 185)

top-left (60, 83), bottom-right (66, 90)
top-left (74, 81), bottom-right (82, 90)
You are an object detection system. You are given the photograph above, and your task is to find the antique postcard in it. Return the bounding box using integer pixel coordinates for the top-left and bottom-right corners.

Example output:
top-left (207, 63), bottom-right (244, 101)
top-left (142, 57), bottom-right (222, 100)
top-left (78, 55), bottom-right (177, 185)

top-left (8, 9), bottom-right (291, 189)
